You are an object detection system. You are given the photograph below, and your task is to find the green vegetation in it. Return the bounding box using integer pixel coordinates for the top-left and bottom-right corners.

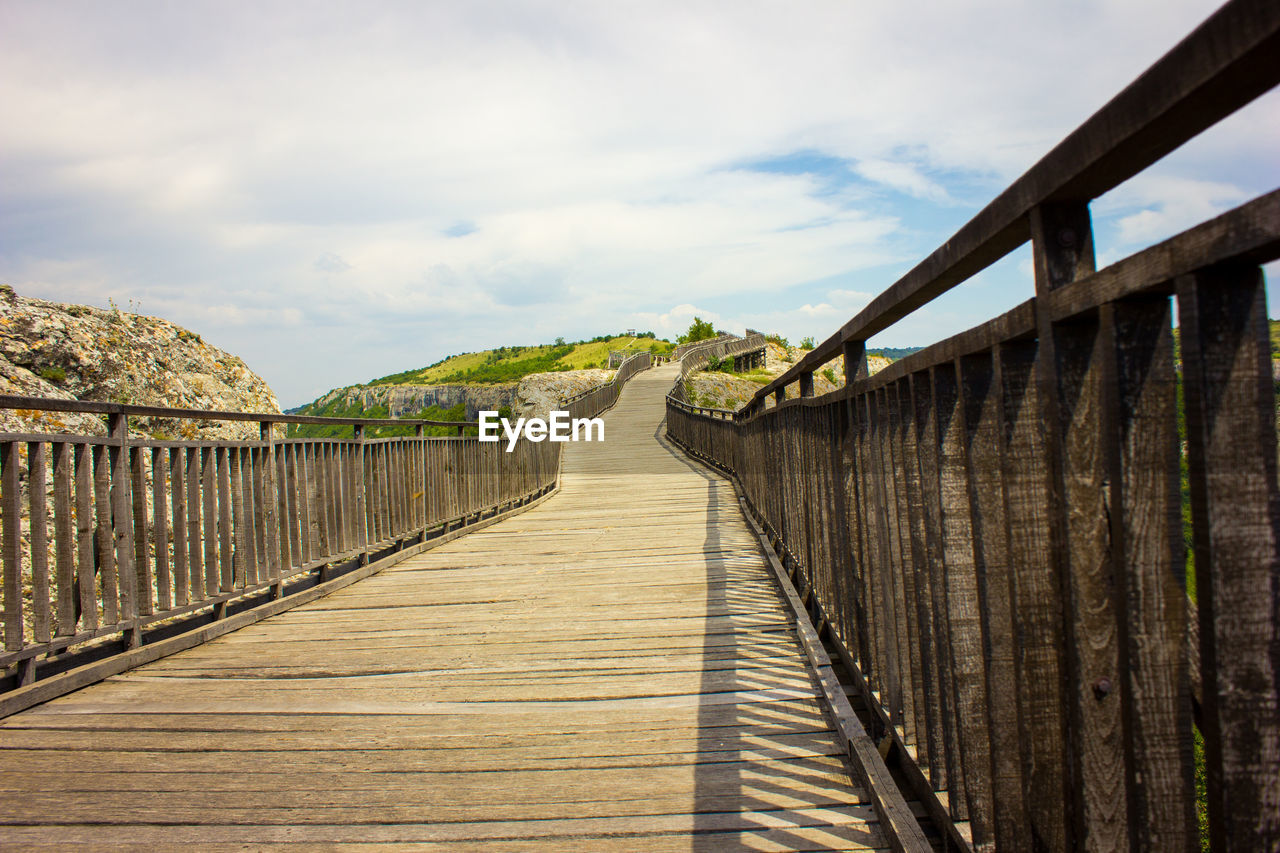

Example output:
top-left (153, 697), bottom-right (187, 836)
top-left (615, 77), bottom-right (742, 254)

top-left (800, 336), bottom-right (816, 349)
top-left (765, 332), bottom-right (788, 348)
top-left (677, 317), bottom-right (718, 345)
top-left (286, 398), bottom-right (474, 439)
top-left (869, 346), bottom-right (923, 360)
top-left (37, 366), bottom-right (66, 384)
top-left (359, 332), bottom-right (671, 388)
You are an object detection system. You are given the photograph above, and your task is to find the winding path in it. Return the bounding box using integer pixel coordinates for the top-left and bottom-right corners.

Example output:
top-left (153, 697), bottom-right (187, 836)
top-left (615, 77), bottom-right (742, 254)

top-left (0, 364), bottom-right (887, 851)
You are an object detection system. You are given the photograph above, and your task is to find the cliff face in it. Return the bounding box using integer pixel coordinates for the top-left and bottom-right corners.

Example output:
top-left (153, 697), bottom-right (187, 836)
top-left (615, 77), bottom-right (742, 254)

top-left (315, 384), bottom-right (522, 420)
top-left (312, 368), bottom-right (618, 423)
top-left (0, 286), bottom-right (281, 440)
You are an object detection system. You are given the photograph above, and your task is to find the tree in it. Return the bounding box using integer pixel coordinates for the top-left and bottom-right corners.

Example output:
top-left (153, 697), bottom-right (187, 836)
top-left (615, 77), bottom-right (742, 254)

top-left (554, 336), bottom-right (566, 346)
top-left (677, 316), bottom-right (717, 345)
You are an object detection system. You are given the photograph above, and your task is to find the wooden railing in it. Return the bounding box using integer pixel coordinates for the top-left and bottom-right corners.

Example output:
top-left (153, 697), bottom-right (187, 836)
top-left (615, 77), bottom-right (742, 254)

top-left (667, 1), bottom-right (1279, 850)
top-left (0, 355), bottom-right (650, 706)
top-left (563, 351), bottom-right (652, 418)
top-left (667, 332), bottom-right (767, 404)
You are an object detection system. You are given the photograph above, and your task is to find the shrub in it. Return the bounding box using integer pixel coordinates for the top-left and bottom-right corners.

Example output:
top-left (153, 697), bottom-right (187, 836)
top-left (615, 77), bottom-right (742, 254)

top-left (800, 336), bottom-right (816, 349)
top-left (38, 366), bottom-right (67, 384)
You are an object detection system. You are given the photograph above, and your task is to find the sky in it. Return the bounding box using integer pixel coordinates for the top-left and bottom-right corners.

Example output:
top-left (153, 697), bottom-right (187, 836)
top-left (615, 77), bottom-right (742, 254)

top-left (2, 0), bottom-right (1277, 407)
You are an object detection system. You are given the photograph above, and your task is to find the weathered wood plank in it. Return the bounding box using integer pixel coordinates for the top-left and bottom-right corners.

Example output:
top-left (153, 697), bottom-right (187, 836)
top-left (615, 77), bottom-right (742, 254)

top-left (1177, 264), bottom-right (1280, 851)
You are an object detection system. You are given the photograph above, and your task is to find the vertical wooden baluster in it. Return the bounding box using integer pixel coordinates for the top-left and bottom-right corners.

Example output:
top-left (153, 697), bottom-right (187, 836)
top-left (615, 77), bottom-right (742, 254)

top-left (217, 447), bottom-right (233, 598)
top-left (152, 446), bottom-right (171, 613)
top-left (201, 446), bottom-right (218, 601)
top-left (93, 445), bottom-right (119, 625)
top-left (28, 442), bottom-right (51, 645)
top-left (1032, 202), bottom-right (1126, 851)
top-left (188, 448), bottom-right (205, 602)
top-left (936, 361), bottom-right (994, 839)
top-left (53, 442), bottom-right (76, 636)
top-left (2, 441), bottom-right (23, 654)
top-left (109, 415), bottom-right (138, 646)
top-left (897, 378), bottom-right (938, 777)
top-left (960, 350), bottom-right (1030, 851)
top-left (314, 443), bottom-right (330, 561)
top-left (130, 444), bottom-right (152, 618)
top-left (1177, 264), bottom-right (1280, 852)
top-left (230, 447), bottom-right (247, 589)
top-left (297, 444), bottom-right (312, 565)
top-left (170, 447), bottom-right (189, 607)
top-left (915, 368), bottom-right (961, 803)
top-left (262, 424), bottom-right (282, 591)
top-left (286, 443), bottom-right (302, 571)
top-left (885, 384), bottom-right (922, 751)
top-left (74, 443), bottom-right (98, 631)
top-left (995, 339), bottom-right (1070, 850)
top-left (250, 445), bottom-right (267, 585)
top-left (1103, 295), bottom-right (1193, 851)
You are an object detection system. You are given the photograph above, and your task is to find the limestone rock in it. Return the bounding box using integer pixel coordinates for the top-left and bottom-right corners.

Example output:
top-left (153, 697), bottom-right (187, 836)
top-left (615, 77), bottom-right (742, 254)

top-left (0, 285), bottom-right (281, 440)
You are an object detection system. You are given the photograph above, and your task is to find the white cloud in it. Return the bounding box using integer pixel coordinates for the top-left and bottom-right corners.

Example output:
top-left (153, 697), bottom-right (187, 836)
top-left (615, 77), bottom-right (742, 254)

top-left (1, 0), bottom-right (1273, 405)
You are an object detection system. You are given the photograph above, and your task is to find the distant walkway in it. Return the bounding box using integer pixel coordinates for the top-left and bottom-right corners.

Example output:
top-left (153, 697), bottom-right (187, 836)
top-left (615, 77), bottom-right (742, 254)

top-left (0, 364), bottom-right (885, 850)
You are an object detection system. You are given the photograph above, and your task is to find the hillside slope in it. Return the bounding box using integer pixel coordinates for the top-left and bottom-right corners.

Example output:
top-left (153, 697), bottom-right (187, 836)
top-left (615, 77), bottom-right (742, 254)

top-left (290, 333), bottom-right (672, 436)
top-left (0, 286), bottom-right (281, 440)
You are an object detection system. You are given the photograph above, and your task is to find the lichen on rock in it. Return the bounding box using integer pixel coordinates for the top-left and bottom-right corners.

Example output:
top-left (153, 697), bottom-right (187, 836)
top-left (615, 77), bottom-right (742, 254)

top-left (0, 285), bottom-right (282, 440)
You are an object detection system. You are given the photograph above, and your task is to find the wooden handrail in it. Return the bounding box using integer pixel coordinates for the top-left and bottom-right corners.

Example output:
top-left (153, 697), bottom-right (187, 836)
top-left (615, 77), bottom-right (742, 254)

top-left (668, 2), bottom-right (1280, 849)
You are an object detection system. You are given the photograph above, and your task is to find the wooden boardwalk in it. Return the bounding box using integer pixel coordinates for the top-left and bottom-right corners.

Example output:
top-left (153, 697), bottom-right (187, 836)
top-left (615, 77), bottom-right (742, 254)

top-left (0, 364), bottom-right (884, 851)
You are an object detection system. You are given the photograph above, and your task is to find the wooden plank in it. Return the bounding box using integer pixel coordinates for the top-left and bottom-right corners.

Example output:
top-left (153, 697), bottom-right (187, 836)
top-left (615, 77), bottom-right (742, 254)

top-left (92, 445), bottom-right (118, 625)
top-left (28, 442), bottom-right (51, 644)
top-left (152, 447), bottom-right (171, 613)
top-left (897, 375), bottom-right (943, 786)
top-left (170, 447), bottom-right (189, 607)
top-left (932, 361), bottom-right (993, 839)
top-left (74, 443), bottom-right (97, 632)
top-left (230, 447), bottom-right (248, 588)
top-left (217, 447), bottom-right (233, 594)
top-left (1103, 295), bottom-right (1194, 850)
top-left (1, 442), bottom-right (21, 651)
top-left (285, 443), bottom-right (301, 570)
top-left (250, 446), bottom-right (267, 585)
top-left (957, 351), bottom-right (1029, 850)
top-left (130, 446), bottom-right (152, 617)
top-left (52, 441), bottom-right (75, 637)
top-left (200, 447), bottom-right (218, 599)
top-left (1177, 264), bottom-right (1280, 851)
top-left (993, 339), bottom-right (1070, 850)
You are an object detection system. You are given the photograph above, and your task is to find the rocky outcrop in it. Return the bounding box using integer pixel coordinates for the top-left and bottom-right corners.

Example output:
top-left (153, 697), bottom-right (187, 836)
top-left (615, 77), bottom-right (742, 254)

top-left (687, 342), bottom-right (892, 412)
top-left (315, 369), bottom-right (619, 422)
top-left (0, 285), bottom-right (282, 440)
top-left (517, 370), bottom-right (616, 418)
top-left (315, 384), bottom-right (522, 420)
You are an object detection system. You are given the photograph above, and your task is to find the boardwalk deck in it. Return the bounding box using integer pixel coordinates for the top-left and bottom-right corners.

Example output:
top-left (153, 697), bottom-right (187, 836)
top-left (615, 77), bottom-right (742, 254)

top-left (0, 364), bottom-right (886, 851)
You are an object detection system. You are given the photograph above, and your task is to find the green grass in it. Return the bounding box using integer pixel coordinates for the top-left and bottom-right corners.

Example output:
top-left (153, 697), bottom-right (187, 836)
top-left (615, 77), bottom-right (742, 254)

top-left (286, 399), bottom-right (475, 439)
top-left (362, 334), bottom-right (672, 387)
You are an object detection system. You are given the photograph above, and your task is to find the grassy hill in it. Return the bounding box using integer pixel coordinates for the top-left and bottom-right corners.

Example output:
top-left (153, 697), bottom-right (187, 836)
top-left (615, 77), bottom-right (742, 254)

top-left (287, 333), bottom-right (674, 438)
top-left (368, 334), bottom-right (672, 387)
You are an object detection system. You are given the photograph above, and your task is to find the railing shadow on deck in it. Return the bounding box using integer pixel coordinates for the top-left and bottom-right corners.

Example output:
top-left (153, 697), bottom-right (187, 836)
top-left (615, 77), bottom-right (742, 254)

top-left (667, 1), bottom-right (1279, 850)
top-left (0, 352), bottom-right (652, 716)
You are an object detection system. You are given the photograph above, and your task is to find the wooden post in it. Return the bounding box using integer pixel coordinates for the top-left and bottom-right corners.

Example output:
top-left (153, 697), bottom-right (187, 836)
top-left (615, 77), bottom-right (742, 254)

top-left (1031, 201), bottom-right (1121, 849)
top-left (844, 340), bottom-right (868, 384)
top-left (108, 412), bottom-right (140, 648)
top-left (799, 371), bottom-right (814, 397)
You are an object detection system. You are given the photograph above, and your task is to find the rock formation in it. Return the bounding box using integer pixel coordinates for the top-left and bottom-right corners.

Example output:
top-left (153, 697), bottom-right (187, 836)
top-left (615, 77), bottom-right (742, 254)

top-left (0, 286), bottom-right (281, 440)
